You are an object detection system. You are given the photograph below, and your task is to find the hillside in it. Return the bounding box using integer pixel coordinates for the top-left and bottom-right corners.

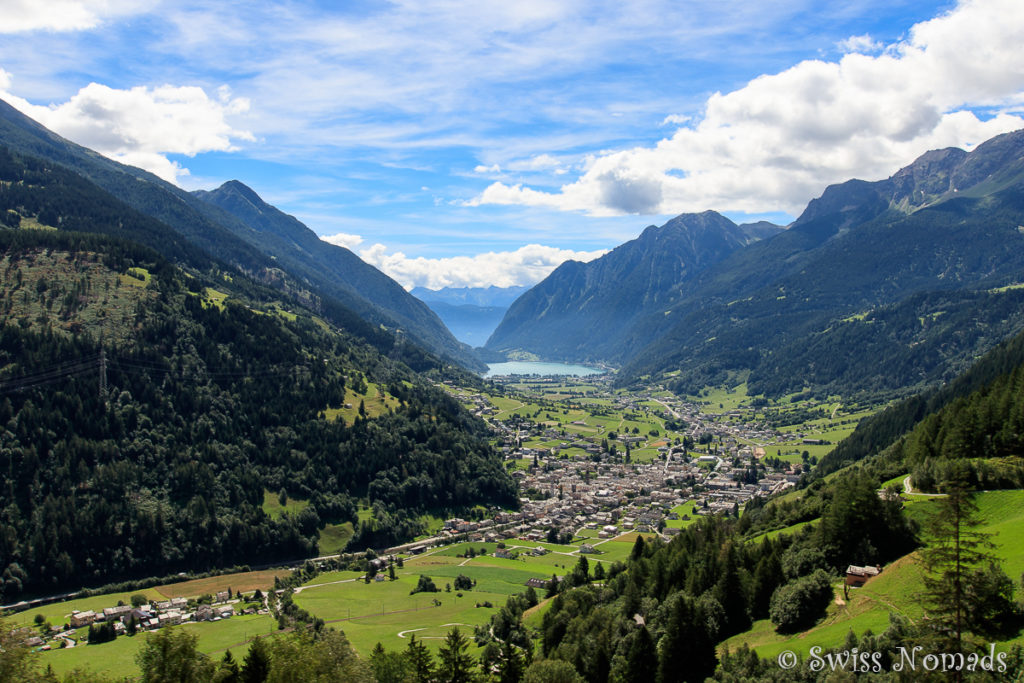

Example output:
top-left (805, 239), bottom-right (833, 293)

top-left (0, 227), bottom-right (514, 605)
top-left (193, 181), bottom-right (482, 369)
top-left (0, 98), bottom-right (481, 371)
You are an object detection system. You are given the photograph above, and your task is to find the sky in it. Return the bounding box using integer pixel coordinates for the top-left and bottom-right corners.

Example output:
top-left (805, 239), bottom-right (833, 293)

top-left (1, 0), bottom-right (1023, 290)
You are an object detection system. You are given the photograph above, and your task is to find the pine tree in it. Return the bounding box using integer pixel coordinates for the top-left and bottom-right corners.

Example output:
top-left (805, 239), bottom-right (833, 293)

top-left (438, 626), bottom-right (477, 683)
top-left (657, 593), bottom-right (716, 683)
top-left (241, 635), bottom-right (271, 683)
top-left (216, 650), bottom-right (241, 683)
top-left (920, 470), bottom-right (997, 651)
top-left (623, 626), bottom-right (658, 683)
top-left (405, 634), bottom-right (435, 683)
top-left (630, 535), bottom-right (645, 561)
top-left (496, 639), bottom-right (525, 683)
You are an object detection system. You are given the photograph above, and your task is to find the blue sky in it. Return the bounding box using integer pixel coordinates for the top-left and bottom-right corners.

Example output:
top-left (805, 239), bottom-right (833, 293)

top-left (2, 0), bottom-right (1023, 288)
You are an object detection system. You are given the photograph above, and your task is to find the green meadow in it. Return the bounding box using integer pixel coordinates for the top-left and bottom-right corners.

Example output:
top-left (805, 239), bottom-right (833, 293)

top-left (290, 537), bottom-right (661, 656)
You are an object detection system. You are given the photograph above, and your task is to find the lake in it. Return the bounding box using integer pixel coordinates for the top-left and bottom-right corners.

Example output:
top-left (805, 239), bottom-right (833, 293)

top-left (484, 361), bottom-right (606, 378)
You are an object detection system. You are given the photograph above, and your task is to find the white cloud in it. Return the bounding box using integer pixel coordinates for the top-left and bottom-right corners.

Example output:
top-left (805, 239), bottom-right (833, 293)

top-left (474, 164), bottom-right (502, 173)
top-left (357, 243), bottom-right (607, 290)
top-left (836, 34), bottom-right (881, 54)
top-left (0, 79), bottom-right (253, 184)
top-left (661, 114), bottom-right (691, 126)
top-left (0, 0), bottom-right (151, 33)
top-left (470, 0), bottom-right (1024, 217)
top-left (320, 232), bottom-right (365, 250)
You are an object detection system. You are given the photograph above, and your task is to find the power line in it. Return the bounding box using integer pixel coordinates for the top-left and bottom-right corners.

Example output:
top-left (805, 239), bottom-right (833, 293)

top-left (0, 354), bottom-right (101, 395)
top-left (0, 352), bottom-right (316, 396)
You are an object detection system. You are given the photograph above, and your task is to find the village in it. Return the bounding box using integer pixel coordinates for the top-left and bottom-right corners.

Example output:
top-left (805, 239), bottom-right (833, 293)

top-left (434, 375), bottom-right (840, 550)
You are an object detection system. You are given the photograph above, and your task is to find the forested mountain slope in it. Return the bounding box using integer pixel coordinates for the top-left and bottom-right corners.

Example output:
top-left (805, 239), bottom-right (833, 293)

top-left (0, 179), bottom-right (514, 603)
top-left (0, 98), bottom-right (480, 370)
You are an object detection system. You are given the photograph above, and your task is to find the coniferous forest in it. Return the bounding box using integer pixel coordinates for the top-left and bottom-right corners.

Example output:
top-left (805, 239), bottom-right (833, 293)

top-left (0, 226), bottom-right (515, 602)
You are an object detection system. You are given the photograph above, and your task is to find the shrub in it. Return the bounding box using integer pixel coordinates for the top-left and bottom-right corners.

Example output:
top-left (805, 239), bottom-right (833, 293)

top-left (769, 569), bottom-right (834, 632)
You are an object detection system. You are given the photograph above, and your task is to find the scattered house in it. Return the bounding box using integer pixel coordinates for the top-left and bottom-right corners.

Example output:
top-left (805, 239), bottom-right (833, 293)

top-left (158, 611), bottom-right (183, 627)
top-left (579, 544), bottom-right (597, 554)
top-left (215, 606), bottom-right (234, 619)
top-left (102, 605), bottom-right (132, 621)
top-left (494, 549), bottom-right (512, 559)
top-left (216, 591), bottom-right (230, 603)
top-left (845, 565), bottom-right (882, 587)
top-left (69, 611), bottom-right (96, 629)
top-left (525, 578), bottom-right (549, 589)
top-left (195, 605), bottom-right (213, 622)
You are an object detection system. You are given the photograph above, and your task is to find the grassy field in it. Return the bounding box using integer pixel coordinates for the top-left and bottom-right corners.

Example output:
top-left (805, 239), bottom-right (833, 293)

top-left (261, 489), bottom-right (310, 519)
top-left (291, 539), bottom-right (618, 656)
top-left (321, 383), bottom-right (402, 423)
top-left (293, 570), bottom-right (508, 655)
top-left (154, 569), bottom-right (288, 599)
top-left (318, 522), bottom-right (355, 555)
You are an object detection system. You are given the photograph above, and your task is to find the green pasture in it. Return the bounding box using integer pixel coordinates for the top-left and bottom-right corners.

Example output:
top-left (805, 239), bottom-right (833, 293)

top-left (321, 383), bottom-right (401, 423)
top-left (293, 572), bottom-right (505, 655)
top-left (722, 553), bottom-right (926, 660)
top-left (318, 522), bottom-right (355, 555)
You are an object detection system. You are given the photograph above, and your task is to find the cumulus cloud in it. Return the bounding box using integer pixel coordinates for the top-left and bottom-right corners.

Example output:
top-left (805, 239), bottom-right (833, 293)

top-left (357, 243), bottom-right (607, 290)
top-left (0, 0), bottom-right (147, 33)
top-left (470, 0), bottom-right (1024, 217)
top-left (0, 79), bottom-right (252, 184)
top-left (320, 232), bottom-right (365, 250)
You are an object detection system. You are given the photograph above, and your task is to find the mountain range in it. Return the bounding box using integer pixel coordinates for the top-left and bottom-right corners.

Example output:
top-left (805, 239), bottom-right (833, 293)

top-left (411, 285), bottom-right (529, 347)
top-left (487, 129), bottom-right (1024, 399)
top-left (486, 211), bottom-right (783, 362)
top-left (0, 98), bottom-right (482, 371)
top-left (4, 92), bottom-right (1024, 405)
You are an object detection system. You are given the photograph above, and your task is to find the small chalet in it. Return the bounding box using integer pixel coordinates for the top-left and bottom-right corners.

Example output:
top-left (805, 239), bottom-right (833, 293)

top-left (845, 564), bottom-right (882, 587)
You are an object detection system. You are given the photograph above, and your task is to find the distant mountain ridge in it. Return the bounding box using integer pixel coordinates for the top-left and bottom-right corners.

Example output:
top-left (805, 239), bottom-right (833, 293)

top-left (488, 129), bottom-right (1024, 399)
top-left (485, 211), bottom-right (783, 362)
top-left (411, 285), bottom-right (529, 308)
top-left (0, 98), bottom-right (482, 370)
top-left (411, 286), bottom-right (529, 347)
